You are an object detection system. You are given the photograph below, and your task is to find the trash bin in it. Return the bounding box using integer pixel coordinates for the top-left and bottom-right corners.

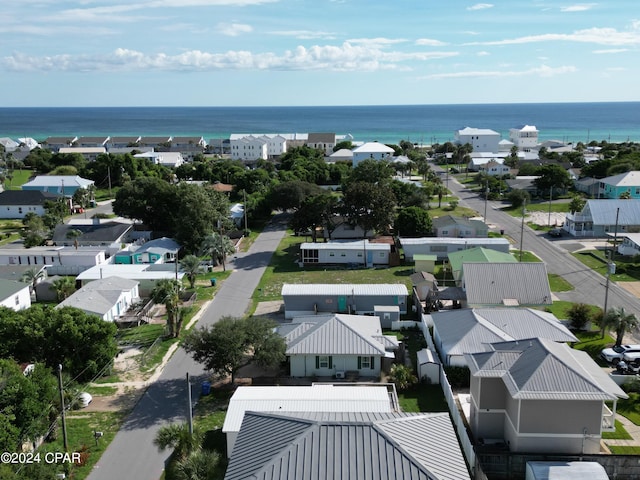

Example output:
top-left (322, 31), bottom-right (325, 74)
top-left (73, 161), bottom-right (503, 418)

top-left (201, 381), bottom-right (211, 396)
top-left (210, 278), bottom-right (217, 287)
top-left (500, 229), bottom-right (504, 235)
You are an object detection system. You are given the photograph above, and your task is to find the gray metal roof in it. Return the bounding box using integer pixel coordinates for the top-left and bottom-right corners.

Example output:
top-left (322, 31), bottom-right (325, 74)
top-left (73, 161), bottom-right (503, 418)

top-left (0, 190), bottom-right (63, 206)
top-left (282, 283), bottom-right (408, 297)
top-left (0, 279), bottom-right (29, 299)
top-left (432, 308), bottom-right (577, 358)
top-left (56, 276), bottom-right (138, 317)
top-left (584, 199), bottom-right (640, 225)
top-left (463, 263), bottom-right (552, 306)
top-left (281, 314), bottom-right (389, 356)
top-left (466, 338), bottom-right (628, 401)
top-left (224, 412), bottom-right (470, 480)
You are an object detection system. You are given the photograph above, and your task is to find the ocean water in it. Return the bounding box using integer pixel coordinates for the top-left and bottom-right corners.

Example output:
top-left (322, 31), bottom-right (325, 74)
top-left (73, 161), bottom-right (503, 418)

top-left (1, 102), bottom-right (639, 145)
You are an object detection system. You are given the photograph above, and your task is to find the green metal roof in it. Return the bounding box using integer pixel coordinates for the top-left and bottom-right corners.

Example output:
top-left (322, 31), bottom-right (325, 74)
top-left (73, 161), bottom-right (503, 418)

top-left (448, 247), bottom-right (516, 273)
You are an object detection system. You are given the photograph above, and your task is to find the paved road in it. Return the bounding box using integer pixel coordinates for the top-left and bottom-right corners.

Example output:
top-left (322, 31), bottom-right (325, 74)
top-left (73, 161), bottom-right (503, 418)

top-left (440, 168), bottom-right (640, 330)
top-left (87, 214), bottom-right (289, 480)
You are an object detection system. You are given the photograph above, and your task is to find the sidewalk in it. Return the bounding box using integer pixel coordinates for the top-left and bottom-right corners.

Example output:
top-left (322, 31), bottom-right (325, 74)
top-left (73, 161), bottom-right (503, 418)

top-left (604, 414), bottom-right (640, 449)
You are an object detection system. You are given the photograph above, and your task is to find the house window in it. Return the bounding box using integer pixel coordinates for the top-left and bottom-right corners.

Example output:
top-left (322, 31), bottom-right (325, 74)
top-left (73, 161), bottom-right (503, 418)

top-left (329, 252), bottom-right (335, 257)
top-left (441, 230), bottom-right (449, 235)
top-left (358, 356), bottom-right (374, 370)
top-left (14, 295), bottom-right (19, 306)
top-left (315, 355), bottom-right (332, 369)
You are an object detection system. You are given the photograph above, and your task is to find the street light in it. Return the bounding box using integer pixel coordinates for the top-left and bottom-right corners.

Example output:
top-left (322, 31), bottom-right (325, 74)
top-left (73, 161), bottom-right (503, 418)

top-left (519, 200), bottom-right (527, 261)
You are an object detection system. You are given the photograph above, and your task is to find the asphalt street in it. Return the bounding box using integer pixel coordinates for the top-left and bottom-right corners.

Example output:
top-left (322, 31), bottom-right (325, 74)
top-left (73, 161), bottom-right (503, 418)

top-left (87, 213), bottom-right (289, 480)
top-left (439, 168), bottom-right (640, 337)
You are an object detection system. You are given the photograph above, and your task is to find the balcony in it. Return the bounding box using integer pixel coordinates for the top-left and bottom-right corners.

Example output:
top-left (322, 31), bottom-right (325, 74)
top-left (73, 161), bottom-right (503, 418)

top-left (602, 403), bottom-right (616, 432)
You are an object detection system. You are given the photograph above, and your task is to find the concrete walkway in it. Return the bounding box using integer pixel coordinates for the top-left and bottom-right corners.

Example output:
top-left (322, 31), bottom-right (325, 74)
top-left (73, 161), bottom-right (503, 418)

top-left (605, 414), bottom-right (640, 449)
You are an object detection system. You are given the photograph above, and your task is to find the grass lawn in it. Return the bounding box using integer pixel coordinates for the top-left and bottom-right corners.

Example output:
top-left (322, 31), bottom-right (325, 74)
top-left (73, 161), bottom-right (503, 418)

top-left (615, 392), bottom-right (640, 425)
top-left (602, 419), bottom-right (632, 440)
top-left (503, 201), bottom-right (571, 216)
top-left (571, 329), bottom-right (615, 366)
top-left (607, 445), bottom-right (640, 454)
top-left (4, 169), bottom-right (34, 190)
top-left (514, 250), bottom-right (542, 262)
top-left (398, 383), bottom-right (448, 412)
top-left (573, 249), bottom-right (640, 282)
top-left (548, 273), bottom-right (573, 292)
top-left (254, 233), bottom-right (415, 302)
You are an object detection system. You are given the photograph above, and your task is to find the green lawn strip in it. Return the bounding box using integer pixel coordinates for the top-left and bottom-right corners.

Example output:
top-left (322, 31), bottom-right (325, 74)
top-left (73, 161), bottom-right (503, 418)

top-left (4, 169), bottom-right (34, 190)
top-left (513, 250), bottom-right (542, 262)
top-left (116, 323), bottom-right (166, 347)
top-left (607, 445), bottom-right (640, 454)
top-left (502, 202), bottom-right (571, 216)
top-left (572, 249), bottom-right (640, 282)
top-left (615, 392), bottom-right (640, 425)
top-left (602, 419), bottom-right (633, 440)
top-left (84, 385), bottom-right (118, 396)
top-left (571, 329), bottom-right (615, 366)
top-left (398, 384), bottom-right (449, 413)
top-left (548, 274), bottom-right (573, 292)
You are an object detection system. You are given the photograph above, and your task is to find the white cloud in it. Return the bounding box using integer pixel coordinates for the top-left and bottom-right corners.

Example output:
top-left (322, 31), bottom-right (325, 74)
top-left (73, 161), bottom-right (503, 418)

top-left (476, 51), bottom-right (490, 56)
top-left (415, 38), bottom-right (447, 46)
top-left (592, 48), bottom-right (628, 54)
top-left (217, 23), bottom-right (253, 36)
top-left (2, 43), bottom-right (459, 73)
top-left (465, 27), bottom-right (640, 46)
top-left (347, 37), bottom-right (407, 46)
top-left (560, 4), bottom-right (595, 12)
top-left (467, 3), bottom-right (494, 11)
top-left (269, 30), bottom-right (337, 40)
top-left (425, 64), bottom-right (577, 79)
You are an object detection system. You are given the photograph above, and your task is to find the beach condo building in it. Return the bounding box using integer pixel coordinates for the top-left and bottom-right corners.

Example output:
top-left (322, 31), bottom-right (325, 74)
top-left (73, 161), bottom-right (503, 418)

top-left (306, 133), bottom-right (337, 155)
top-left (454, 127), bottom-right (500, 153)
top-left (352, 142), bottom-right (395, 167)
top-left (230, 135), bottom-right (268, 161)
top-left (509, 125), bottom-right (539, 152)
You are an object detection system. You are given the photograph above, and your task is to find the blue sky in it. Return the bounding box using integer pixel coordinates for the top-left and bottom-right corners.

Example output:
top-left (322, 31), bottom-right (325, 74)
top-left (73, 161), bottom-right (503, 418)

top-left (2, 1), bottom-right (638, 107)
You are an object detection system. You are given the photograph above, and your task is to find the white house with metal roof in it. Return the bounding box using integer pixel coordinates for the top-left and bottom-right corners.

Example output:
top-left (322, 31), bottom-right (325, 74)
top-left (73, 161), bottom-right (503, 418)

top-left (598, 170), bottom-right (640, 199)
top-left (509, 125), bottom-right (539, 152)
top-left (352, 142), bottom-right (395, 167)
top-left (465, 338), bottom-right (628, 454)
top-left (617, 232), bottom-right (640, 256)
top-left (224, 411), bottom-right (471, 480)
top-left (76, 264), bottom-right (183, 296)
top-left (563, 199), bottom-right (640, 237)
top-left (0, 279), bottom-right (31, 311)
top-left (223, 384), bottom-right (397, 457)
top-left (455, 127), bottom-right (501, 153)
top-left (282, 283), bottom-right (408, 318)
top-left (400, 237), bottom-right (510, 261)
top-left (277, 314), bottom-right (399, 378)
top-left (299, 240), bottom-right (390, 266)
top-left (432, 308), bottom-right (577, 367)
top-left (22, 175), bottom-right (94, 198)
top-left (56, 276), bottom-right (140, 322)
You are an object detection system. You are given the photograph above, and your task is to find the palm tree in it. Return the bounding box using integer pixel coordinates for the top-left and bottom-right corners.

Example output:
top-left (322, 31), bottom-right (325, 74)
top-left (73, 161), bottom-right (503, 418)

top-left (200, 233), bottom-right (235, 272)
top-left (174, 450), bottom-right (221, 480)
top-left (66, 228), bottom-right (83, 250)
top-left (52, 276), bottom-right (76, 301)
top-left (21, 267), bottom-right (44, 294)
top-left (154, 423), bottom-right (203, 462)
top-left (151, 279), bottom-right (184, 337)
top-left (603, 307), bottom-right (640, 347)
top-left (180, 254), bottom-right (203, 289)
top-left (433, 183), bottom-right (447, 208)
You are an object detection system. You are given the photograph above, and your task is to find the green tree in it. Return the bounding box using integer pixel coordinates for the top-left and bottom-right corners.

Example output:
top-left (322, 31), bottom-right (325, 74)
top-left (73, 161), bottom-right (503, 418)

top-left (344, 158), bottom-right (395, 186)
top-left (270, 180), bottom-right (323, 211)
top-left (569, 195), bottom-right (586, 214)
top-left (183, 316), bottom-right (286, 383)
top-left (180, 254), bottom-right (203, 289)
top-left (507, 189), bottom-right (530, 209)
top-left (388, 364), bottom-right (418, 391)
top-left (566, 303), bottom-right (592, 331)
top-left (151, 279), bottom-right (184, 338)
top-left (603, 307), bottom-right (639, 347)
top-left (341, 182), bottom-right (397, 237)
top-left (395, 206), bottom-right (432, 237)
top-left (154, 423), bottom-right (204, 462)
top-left (290, 193), bottom-right (337, 242)
top-left (21, 267), bottom-right (44, 293)
top-left (20, 213), bottom-right (49, 248)
top-left (200, 233), bottom-right (236, 271)
top-left (533, 164), bottom-right (572, 193)
top-left (432, 183), bottom-right (447, 208)
top-left (52, 276), bottom-right (76, 301)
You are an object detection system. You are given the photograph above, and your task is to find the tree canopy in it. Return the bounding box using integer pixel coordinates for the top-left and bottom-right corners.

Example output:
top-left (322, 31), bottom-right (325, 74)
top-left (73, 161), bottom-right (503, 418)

top-left (341, 181), bottom-right (397, 236)
top-left (395, 206), bottom-right (432, 237)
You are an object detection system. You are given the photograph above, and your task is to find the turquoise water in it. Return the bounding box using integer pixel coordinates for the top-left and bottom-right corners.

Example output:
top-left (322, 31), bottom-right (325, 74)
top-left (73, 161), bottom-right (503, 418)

top-left (0, 102), bottom-right (638, 145)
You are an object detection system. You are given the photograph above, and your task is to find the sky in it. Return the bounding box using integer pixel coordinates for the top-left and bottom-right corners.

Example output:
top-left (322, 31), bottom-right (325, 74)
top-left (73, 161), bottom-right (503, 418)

top-left (1, 1), bottom-right (639, 107)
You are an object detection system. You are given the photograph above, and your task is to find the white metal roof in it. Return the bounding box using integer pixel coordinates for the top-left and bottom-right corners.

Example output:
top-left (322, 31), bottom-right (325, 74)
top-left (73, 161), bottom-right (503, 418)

top-left (22, 175), bottom-right (94, 188)
top-left (282, 283), bottom-right (408, 296)
top-left (399, 237), bottom-right (509, 246)
top-left (300, 240), bottom-right (390, 251)
top-left (223, 385), bottom-right (393, 433)
top-left (353, 142), bottom-right (395, 153)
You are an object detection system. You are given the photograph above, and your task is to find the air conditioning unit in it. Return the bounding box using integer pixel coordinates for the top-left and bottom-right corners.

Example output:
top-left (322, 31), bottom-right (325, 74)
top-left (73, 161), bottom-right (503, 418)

top-left (335, 371), bottom-right (345, 379)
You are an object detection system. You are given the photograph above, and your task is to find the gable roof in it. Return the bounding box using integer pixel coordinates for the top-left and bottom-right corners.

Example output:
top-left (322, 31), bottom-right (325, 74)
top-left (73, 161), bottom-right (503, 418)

top-left (463, 262), bottom-right (552, 306)
top-left (22, 175), bottom-right (94, 189)
top-left (0, 279), bottom-right (30, 299)
top-left (134, 237), bottom-right (180, 255)
top-left (432, 215), bottom-right (487, 230)
top-left (466, 338), bottom-right (627, 401)
top-left (307, 132), bottom-right (336, 143)
top-left (282, 283), bottom-right (408, 297)
top-left (448, 247), bottom-right (515, 274)
top-left (600, 171), bottom-right (640, 187)
top-left (52, 222), bottom-right (132, 243)
top-left (353, 142), bottom-right (395, 154)
top-left (0, 190), bottom-right (62, 206)
top-left (224, 411), bottom-right (471, 480)
top-left (583, 199), bottom-right (640, 225)
top-left (56, 276), bottom-right (139, 317)
top-left (280, 314), bottom-right (397, 356)
top-left (432, 308), bottom-right (577, 358)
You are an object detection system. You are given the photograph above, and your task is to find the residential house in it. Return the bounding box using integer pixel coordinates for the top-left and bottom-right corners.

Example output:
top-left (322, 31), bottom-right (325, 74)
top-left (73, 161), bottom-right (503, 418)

top-left (465, 338), bottom-right (628, 454)
top-left (22, 175), bottom-right (94, 198)
top-left (574, 176), bottom-right (600, 197)
top-left (455, 127), bottom-right (500, 153)
top-left (432, 308), bottom-right (577, 367)
top-left (0, 246), bottom-right (106, 276)
top-left (133, 151), bottom-right (184, 168)
top-left (114, 237), bottom-right (179, 265)
top-left (42, 136), bottom-right (77, 152)
top-left (306, 132), bottom-right (337, 156)
top-left (0, 137), bottom-right (19, 152)
top-left (505, 176), bottom-right (540, 196)
top-left (0, 190), bottom-right (63, 219)
top-left (480, 160), bottom-right (510, 176)
top-left (52, 221), bottom-right (133, 248)
top-left (352, 142), bottom-right (395, 167)
top-left (139, 136), bottom-right (171, 149)
top-left (106, 136), bottom-right (141, 149)
top-left (230, 135), bottom-right (268, 161)
top-left (299, 240), bottom-right (390, 266)
top-left (58, 147), bottom-right (107, 161)
top-left (564, 199), bottom-right (640, 237)
top-left (326, 216), bottom-right (374, 240)
top-left (0, 265), bottom-right (46, 285)
top-left (170, 136), bottom-right (205, 149)
top-left (400, 237), bottom-right (510, 261)
top-left (328, 148), bottom-right (353, 163)
top-left (258, 134), bottom-right (287, 159)
top-left (224, 411), bottom-right (470, 480)
top-left (462, 262), bottom-right (552, 307)
top-left (598, 171), bottom-right (640, 199)
top-left (432, 215), bottom-right (488, 238)
top-left (277, 313), bottom-right (398, 378)
top-left (76, 264), bottom-right (184, 296)
top-left (282, 283), bottom-right (409, 318)
top-left (75, 136), bottom-right (110, 148)
top-left (467, 153), bottom-right (508, 172)
top-left (0, 279), bottom-right (31, 311)
top-left (56, 276), bottom-right (140, 322)
top-left (617, 233), bottom-right (640, 256)
top-left (223, 384), bottom-right (396, 457)
top-left (509, 125), bottom-right (539, 152)
top-left (447, 247), bottom-right (516, 286)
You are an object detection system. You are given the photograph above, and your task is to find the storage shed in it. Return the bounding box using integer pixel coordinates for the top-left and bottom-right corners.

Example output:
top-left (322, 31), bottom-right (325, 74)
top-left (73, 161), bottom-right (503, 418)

top-left (374, 305), bottom-right (400, 329)
top-left (282, 283), bottom-right (408, 319)
top-left (413, 254), bottom-right (436, 273)
top-left (416, 348), bottom-right (440, 384)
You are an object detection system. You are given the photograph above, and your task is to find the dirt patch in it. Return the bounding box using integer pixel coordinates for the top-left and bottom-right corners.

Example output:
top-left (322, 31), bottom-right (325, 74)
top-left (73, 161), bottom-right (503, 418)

top-left (83, 385), bottom-right (145, 413)
top-left (525, 211), bottom-right (565, 227)
top-left (618, 282), bottom-right (640, 298)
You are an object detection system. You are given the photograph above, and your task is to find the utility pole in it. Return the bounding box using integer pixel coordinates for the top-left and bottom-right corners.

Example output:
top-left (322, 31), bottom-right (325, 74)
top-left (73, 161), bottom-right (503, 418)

top-left (604, 208), bottom-right (620, 315)
top-left (519, 200), bottom-right (527, 262)
top-left (548, 185), bottom-right (553, 227)
top-left (107, 165), bottom-right (112, 199)
top-left (57, 364), bottom-right (69, 452)
top-left (186, 373), bottom-right (193, 436)
top-left (243, 189), bottom-right (248, 233)
top-left (218, 220), bottom-right (226, 271)
top-left (484, 181), bottom-right (489, 224)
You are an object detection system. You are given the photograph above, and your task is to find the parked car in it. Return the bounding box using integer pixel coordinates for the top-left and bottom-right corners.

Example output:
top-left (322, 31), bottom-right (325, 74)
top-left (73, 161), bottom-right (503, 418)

top-left (548, 228), bottom-right (563, 237)
top-left (601, 344), bottom-right (640, 364)
top-left (623, 351), bottom-right (640, 363)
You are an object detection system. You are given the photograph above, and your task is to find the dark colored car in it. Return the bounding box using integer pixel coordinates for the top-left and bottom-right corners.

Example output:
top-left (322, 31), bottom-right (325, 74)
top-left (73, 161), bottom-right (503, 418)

top-left (548, 228), bottom-right (563, 237)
